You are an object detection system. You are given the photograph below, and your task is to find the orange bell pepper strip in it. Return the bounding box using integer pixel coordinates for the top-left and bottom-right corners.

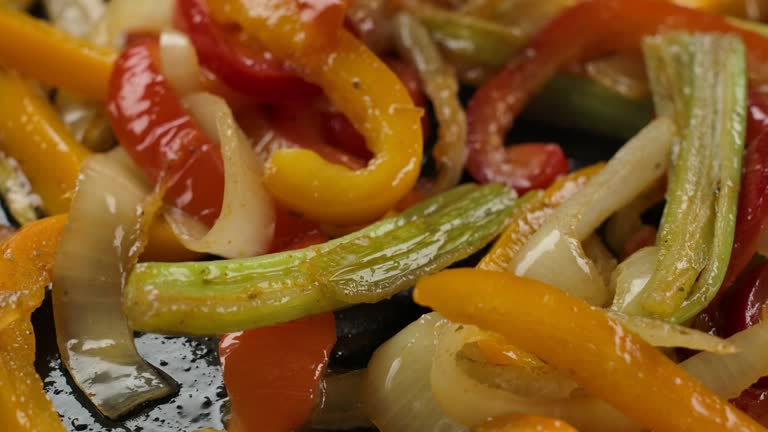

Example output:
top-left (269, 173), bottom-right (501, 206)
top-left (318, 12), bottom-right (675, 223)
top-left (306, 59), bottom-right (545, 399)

top-left (0, 216), bottom-right (67, 432)
top-left (209, 0), bottom-right (423, 224)
top-left (478, 163), bottom-right (604, 272)
top-left (0, 70), bottom-right (199, 262)
top-left (466, 0), bottom-right (768, 193)
top-left (473, 416), bottom-right (578, 432)
top-left (415, 269), bottom-right (768, 432)
top-left (0, 5), bottom-right (114, 100)
top-left (219, 312), bottom-right (336, 432)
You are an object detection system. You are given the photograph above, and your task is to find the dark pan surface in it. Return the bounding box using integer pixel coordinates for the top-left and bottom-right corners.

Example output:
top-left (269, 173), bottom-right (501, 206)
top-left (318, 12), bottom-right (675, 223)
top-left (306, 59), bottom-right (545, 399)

top-left (32, 120), bottom-right (625, 431)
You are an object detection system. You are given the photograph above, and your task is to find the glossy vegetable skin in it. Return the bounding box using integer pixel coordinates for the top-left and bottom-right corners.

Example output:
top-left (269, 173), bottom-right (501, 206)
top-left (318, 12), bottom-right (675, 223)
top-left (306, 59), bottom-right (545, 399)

top-left (123, 184), bottom-right (518, 335)
top-left (0, 69), bottom-right (199, 262)
top-left (209, 0), bottom-right (424, 224)
top-left (0, 6), bottom-right (114, 100)
top-left (0, 71), bottom-right (89, 216)
top-left (465, 0), bottom-right (768, 194)
top-left (0, 216), bottom-right (67, 432)
top-left (718, 260), bottom-right (768, 426)
top-left (108, 38), bottom-right (225, 226)
top-left (641, 33), bottom-right (746, 321)
top-left (220, 313), bottom-right (336, 432)
top-left (174, 0), bottom-right (319, 103)
top-left (722, 93), bottom-right (768, 292)
top-left (415, 269), bottom-right (768, 432)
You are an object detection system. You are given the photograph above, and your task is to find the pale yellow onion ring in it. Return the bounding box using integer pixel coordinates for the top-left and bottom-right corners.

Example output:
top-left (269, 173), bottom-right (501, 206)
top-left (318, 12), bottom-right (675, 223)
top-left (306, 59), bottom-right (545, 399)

top-left (363, 313), bottom-right (467, 432)
top-left (165, 92), bottom-right (274, 259)
top-left (52, 148), bottom-right (177, 419)
top-left (159, 30), bottom-right (202, 97)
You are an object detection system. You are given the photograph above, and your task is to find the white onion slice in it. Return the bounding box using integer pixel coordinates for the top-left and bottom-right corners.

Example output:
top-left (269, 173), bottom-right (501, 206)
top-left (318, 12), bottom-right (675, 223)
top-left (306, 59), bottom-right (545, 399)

top-left (609, 246), bottom-right (658, 315)
top-left (89, 0), bottom-right (174, 48)
top-left (607, 312), bottom-right (736, 353)
top-left (43, 0), bottom-right (105, 38)
top-left (363, 313), bottom-right (467, 432)
top-left (165, 92), bottom-right (274, 259)
top-left (582, 235), bottom-right (617, 289)
top-left (509, 118), bottom-right (674, 305)
top-left (681, 320), bottom-right (768, 399)
top-left (511, 230), bottom-right (609, 306)
top-left (159, 31), bottom-right (202, 97)
top-left (430, 323), bottom-right (639, 431)
top-left (52, 148), bottom-right (177, 419)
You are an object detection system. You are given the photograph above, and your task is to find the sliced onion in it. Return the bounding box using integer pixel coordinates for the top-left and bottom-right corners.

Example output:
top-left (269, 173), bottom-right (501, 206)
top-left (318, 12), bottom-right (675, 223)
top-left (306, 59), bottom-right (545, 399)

top-left (159, 31), bottom-right (202, 97)
top-left (52, 148), bottom-right (177, 419)
top-left (511, 230), bottom-right (609, 306)
top-left (311, 369), bottom-right (373, 430)
top-left (430, 323), bottom-right (639, 431)
top-left (681, 320), bottom-right (768, 399)
top-left (89, 0), bottom-right (174, 48)
top-left (165, 92), bottom-right (275, 259)
top-left (363, 313), bottom-right (467, 432)
top-left (582, 234), bottom-right (617, 290)
top-left (604, 179), bottom-right (665, 255)
top-left (509, 118), bottom-right (674, 304)
top-left (607, 311), bottom-right (735, 353)
top-left (609, 246), bottom-right (658, 315)
top-left (43, 0), bottom-right (105, 38)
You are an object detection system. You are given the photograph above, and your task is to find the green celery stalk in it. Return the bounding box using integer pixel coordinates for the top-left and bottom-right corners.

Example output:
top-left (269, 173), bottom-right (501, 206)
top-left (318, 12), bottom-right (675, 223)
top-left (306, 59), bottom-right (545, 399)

top-left (525, 74), bottom-right (654, 139)
top-left (124, 184), bottom-right (519, 335)
top-left (640, 33), bottom-right (746, 321)
top-left (411, 6), bottom-right (652, 139)
top-left (412, 5), bottom-right (524, 68)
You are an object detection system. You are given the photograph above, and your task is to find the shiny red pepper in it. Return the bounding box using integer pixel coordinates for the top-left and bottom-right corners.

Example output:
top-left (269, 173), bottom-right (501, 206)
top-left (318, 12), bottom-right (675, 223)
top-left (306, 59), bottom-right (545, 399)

top-left (466, 0), bottom-right (768, 191)
top-left (219, 312), bottom-right (336, 432)
top-left (107, 39), bottom-right (224, 225)
top-left (175, 0), bottom-right (320, 103)
top-left (722, 93), bottom-right (768, 291)
top-left (721, 261), bottom-right (768, 427)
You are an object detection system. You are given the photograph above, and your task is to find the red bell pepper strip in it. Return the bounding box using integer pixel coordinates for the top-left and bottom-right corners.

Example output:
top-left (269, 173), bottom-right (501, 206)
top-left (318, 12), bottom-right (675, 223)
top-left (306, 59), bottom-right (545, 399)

top-left (721, 261), bottom-right (768, 427)
top-left (466, 0), bottom-right (768, 191)
top-left (219, 312), bottom-right (336, 432)
top-left (175, 0), bottom-right (320, 103)
top-left (722, 93), bottom-right (768, 291)
top-left (107, 39), bottom-right (224, 226)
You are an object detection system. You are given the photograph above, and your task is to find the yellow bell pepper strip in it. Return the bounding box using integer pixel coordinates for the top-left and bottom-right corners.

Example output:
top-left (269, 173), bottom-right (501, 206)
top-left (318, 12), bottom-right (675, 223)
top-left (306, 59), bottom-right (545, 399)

top-left (478, 163), bottom-right (605, 272)
top-left (414, 269), bottom-right (768, 432)
top-left (209, 0), bottom-right (423, 225)
top-left (0, 70), bottom-right (199, 261)
top-left (0, 5), bottom-right (114, 101)
top-left (0, 215), bottom-right (67, 432)
top-left (0, 70), bottom-right (89, 215)
top-left (0, 0), bottom-right (33, 10)
top-left (473, 416), bottom-right (578, 432)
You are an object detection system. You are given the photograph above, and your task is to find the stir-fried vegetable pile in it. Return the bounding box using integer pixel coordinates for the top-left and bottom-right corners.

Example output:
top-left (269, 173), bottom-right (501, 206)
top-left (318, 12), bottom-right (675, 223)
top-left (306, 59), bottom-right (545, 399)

top-left (2, 0), bottom-right (768, 431)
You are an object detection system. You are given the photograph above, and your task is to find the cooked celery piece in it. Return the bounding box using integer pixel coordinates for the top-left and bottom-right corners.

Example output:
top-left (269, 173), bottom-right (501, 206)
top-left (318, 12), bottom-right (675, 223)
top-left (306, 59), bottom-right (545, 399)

top-left (411, 4), bottom-right (653, 138)
top-left (411, 4), bottom-right (524, 68)
top-left (124, 184), bottom-right (518, 335)
top-left (508, 118), bottom-right (674, 306)
top-left (525, 74), bottom-right (654, 139)
top-left (394, 13), bottom-right (467, 193)
top-left (641, 33), bottom-right (746, 321)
